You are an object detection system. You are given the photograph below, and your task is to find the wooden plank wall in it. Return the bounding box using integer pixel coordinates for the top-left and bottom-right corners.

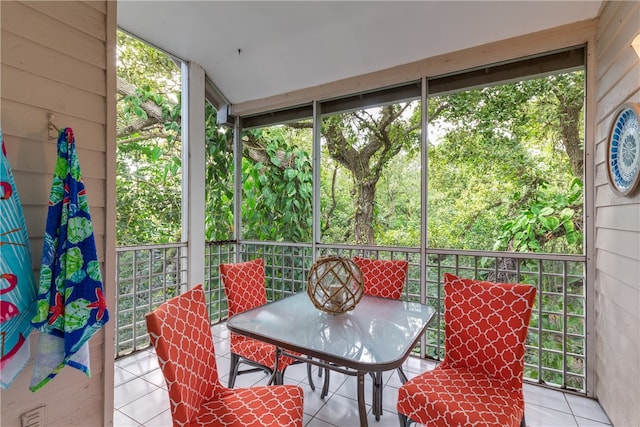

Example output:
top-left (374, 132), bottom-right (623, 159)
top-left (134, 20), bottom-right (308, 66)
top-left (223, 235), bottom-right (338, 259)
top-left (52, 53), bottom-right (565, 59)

top-left (0, 1), bottom-right (115, 426)
top-left (593, 1), bottom-right (640, 426)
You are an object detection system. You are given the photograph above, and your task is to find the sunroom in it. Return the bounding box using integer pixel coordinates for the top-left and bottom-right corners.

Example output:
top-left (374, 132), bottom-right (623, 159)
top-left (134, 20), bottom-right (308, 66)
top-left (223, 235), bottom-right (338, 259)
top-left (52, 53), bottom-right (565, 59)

top-left (1, 1), bottom-right (638, 427)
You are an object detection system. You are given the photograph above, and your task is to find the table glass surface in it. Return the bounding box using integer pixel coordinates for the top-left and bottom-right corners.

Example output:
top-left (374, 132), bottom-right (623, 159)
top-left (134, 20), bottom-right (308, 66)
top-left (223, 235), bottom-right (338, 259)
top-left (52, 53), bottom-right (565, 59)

top-left (226, 293), bottom-right (435, 371)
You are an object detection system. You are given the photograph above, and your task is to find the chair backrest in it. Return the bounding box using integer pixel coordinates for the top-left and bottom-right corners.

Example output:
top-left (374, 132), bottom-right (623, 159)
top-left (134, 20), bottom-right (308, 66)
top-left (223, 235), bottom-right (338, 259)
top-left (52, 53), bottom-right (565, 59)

top-left (145, 284), bottom-right (222, 425)
top-left (353, 256), bottom-right (408, 300)
top-left (442, 273), bottom-right (536, 390)
top-left (220, 258), bottom-right (267, 316)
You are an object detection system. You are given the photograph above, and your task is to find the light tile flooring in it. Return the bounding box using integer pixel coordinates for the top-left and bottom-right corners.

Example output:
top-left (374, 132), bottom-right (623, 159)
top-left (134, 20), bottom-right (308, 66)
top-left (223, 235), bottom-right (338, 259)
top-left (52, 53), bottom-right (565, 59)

top-left (114, 323), bottom-right (612, 427)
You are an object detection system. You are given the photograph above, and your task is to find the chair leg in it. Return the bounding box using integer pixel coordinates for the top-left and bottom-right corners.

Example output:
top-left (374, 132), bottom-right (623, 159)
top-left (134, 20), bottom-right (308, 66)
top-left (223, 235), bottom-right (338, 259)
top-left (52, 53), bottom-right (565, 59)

top-left (521, 414), bottom-right (526, 427)
top-left (229, 352), bottom-right (275, 387)
top-left (228, 352), bottom-right (240, 388)
top-left (273, 369), bottom-right (284, 385)
top-left (397, 366), bottom-right (408, 384)
top-left (398, 412), bottom-right (411, 427)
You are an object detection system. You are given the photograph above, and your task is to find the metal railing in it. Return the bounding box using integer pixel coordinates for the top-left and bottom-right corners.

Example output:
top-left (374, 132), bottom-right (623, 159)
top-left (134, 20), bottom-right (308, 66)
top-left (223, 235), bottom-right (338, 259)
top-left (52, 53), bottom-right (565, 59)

top-left (114, 240), bottom-right (587, 393)
top-left (115, 243), bottom-right (188, 354)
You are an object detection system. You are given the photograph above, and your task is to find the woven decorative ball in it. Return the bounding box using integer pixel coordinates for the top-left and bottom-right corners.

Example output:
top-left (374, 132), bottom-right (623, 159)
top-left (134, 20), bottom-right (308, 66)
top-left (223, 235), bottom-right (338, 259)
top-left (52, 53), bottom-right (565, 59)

top-left (307, 256), bottom-right (364, 314)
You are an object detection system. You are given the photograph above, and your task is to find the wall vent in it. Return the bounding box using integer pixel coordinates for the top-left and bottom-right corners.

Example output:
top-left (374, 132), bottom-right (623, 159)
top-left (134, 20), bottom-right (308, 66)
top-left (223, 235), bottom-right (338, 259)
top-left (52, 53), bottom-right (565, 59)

top-left (21, 406), bottom-right (45, 427)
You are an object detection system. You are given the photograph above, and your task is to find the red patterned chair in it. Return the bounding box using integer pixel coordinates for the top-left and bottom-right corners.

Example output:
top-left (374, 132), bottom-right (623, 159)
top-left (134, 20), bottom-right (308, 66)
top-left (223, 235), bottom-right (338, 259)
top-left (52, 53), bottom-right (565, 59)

top-left (145, 284), bottom-right (304, 427)
top-left (396, 272), bottom-right (537, 427)
top-left (220, 258), bottom-right (300, 387)
top-left (353, 256), bottom-right (409, 300)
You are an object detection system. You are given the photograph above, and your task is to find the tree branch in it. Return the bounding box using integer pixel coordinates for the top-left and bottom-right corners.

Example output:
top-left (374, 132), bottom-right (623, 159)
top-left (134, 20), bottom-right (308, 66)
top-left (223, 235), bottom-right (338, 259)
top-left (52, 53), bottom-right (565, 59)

top-left (117, 76), bottom-right (165, 122)
top-left (117, 118), bottom-right (159, 138)
top-left (118, 132), bottom-right (181, 145)
top-left (117, 76), bottom-right (170, 137)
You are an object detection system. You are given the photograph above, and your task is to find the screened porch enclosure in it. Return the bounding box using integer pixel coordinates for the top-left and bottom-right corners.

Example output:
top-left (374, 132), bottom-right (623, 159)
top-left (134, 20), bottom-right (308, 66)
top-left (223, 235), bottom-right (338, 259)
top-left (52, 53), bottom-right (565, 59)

top-left (115, 241), bottom-right (587, 394)
top-left (114, 44), bottom-right (590, 397)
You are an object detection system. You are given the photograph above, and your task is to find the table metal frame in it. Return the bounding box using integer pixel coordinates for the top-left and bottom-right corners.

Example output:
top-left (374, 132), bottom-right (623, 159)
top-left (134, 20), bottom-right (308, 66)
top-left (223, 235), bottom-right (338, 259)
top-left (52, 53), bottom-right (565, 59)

top-left (226, 293), bottom-right (435, 427)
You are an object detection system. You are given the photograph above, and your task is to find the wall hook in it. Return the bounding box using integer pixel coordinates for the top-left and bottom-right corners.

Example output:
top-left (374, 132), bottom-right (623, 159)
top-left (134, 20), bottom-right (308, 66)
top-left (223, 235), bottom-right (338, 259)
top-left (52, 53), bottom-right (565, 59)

top-left (48, 113), bottom-right (60, 140)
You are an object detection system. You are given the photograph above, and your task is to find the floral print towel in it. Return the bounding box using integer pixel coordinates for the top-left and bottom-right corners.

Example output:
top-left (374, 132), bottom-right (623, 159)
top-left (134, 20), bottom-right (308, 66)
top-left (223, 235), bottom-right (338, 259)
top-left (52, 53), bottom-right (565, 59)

top-left (30, 128), bottom-right (109, 391)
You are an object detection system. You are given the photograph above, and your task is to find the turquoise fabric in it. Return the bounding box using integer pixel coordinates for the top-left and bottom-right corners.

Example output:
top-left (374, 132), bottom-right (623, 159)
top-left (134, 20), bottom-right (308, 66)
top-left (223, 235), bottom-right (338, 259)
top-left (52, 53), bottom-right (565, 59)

top-left (0, 129), bottom-right (38, 389)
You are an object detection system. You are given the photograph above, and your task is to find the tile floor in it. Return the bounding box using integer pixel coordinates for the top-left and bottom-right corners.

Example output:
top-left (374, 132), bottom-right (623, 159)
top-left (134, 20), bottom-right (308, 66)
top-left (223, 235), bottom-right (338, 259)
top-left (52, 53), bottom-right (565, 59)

top-left (114, 323), bottom-right (612, 427)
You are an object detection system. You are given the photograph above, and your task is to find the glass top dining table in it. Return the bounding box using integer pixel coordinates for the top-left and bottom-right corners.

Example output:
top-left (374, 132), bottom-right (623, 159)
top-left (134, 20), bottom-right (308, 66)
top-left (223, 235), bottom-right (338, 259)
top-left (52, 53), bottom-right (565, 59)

top-left (226, 292), bottom-right (436, 427)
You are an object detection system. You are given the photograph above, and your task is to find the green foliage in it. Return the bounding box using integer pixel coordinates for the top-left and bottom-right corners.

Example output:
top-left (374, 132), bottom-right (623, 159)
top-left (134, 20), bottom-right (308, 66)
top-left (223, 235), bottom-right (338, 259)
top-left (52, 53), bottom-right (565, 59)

top-left (116, 28), bottom-right (585, 258)
top-left (117, 31), bottom-right (314, 245)
top-left (116, 31), bottom-right (181, 95)
top-left (204, 102), bottom-right (235, 241)
top-left (241, 126), bottom-right (313, 242)
top-left (116, 139), bottom-right (182, 245)
top-left (373, 152), bottom-right (422, 246)
top-left (320, 102), bottom-right (421, 245)
top-left (426, 73), bottom-right (584, 253)
top-left (115, 33), bottom-right (588, 389)
top-left (319, 158), bottom-right (355, 243)
top-left (494, 178), bottom-right (583, 253)
top-left (116, 31), bottom-right (183, 245)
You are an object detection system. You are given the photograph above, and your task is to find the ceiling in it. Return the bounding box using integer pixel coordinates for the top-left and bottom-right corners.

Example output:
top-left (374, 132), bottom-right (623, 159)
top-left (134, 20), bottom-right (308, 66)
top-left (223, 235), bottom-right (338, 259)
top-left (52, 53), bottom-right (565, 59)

top-left (117, 1), bottom-right (602, 107)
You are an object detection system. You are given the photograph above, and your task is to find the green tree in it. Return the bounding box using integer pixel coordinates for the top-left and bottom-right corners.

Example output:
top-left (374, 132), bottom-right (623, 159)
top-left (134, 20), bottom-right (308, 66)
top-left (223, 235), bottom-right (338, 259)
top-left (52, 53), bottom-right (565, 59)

top-left (321, 102), bottom-right (421, 245)
top-left (117, 28), bottom-right (584, 256)
top-left (425, 73), bottom-right (584, 253)
top-left (204, 101), bottom-right (235, 241)
top-left (116, 31), bottom-right (183, 245)
top-left (117, 31), bottom-right (313, 245)
top-left (241, 125), bottom-right (313, 242)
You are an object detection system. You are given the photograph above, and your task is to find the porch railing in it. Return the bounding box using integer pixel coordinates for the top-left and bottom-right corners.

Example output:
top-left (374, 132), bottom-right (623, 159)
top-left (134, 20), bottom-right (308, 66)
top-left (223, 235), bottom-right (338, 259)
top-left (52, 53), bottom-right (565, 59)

top-left (115, 243), bottom-right (188, 354)
top-left (115, 241), bottom-right (587, 393)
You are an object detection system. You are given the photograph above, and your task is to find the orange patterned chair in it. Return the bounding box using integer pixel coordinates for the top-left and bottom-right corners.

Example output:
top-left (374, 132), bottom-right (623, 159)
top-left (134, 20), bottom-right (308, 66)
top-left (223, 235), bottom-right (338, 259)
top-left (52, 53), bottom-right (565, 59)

top-left (353, 256), bottom-right (409, 300)
top-left (145, 284), bottom-right (304, 427)
top-left (396, 272), bottom-right (537, 427)
top-left (220, 258), bottom-right (300, 387)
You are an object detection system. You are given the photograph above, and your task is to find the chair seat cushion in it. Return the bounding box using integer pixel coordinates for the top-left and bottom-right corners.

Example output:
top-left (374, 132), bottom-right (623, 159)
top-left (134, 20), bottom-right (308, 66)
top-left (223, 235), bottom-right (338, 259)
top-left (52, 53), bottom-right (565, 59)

top-left (230, 333), bottom-right (298, 371)
top-left (193, 384), bottom-right (304, 427)
top-left (397, 367), bottom-right (525, 427)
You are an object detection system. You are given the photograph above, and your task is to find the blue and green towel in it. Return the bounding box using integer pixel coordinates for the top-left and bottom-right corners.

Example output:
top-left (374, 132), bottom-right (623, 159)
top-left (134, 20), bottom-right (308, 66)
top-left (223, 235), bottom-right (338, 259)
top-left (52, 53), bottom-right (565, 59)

top-left (30, 128), bottom-right (109, 391)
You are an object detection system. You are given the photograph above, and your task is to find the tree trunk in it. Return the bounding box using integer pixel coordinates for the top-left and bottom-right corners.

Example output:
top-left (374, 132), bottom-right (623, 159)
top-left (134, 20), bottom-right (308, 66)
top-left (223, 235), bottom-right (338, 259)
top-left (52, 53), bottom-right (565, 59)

top-left (558, 102), bottom-right (584, 178)
top-left (354, 181), bottom-right (377, 245)
top-left (553, 86), bottom-right (584, 178)
top-left (322, 105), bottom-right (410, 245)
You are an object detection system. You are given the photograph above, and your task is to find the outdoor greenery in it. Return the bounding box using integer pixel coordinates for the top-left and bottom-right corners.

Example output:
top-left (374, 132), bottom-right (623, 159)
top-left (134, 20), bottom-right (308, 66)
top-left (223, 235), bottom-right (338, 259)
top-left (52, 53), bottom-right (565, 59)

top-left (116, 31), bottom-right (183, 245)
top-left (116, 30), bottom-right (584, 255)
top-left (115, 31), bottom-right (587, 391)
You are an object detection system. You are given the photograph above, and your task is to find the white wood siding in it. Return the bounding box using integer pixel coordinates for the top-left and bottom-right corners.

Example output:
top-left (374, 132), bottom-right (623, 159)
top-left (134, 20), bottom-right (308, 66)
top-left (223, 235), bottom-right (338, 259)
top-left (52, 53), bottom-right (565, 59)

top-left (593, 1), bottom-right (640, 426)
top-left (0, 1), bottom-right (115, 426)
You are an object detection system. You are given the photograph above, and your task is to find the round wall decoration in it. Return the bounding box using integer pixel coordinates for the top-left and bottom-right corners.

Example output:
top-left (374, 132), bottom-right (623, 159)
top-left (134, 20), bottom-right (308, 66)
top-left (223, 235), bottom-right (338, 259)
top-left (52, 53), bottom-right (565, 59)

top-left (606, 102), bottom-right (640, 197)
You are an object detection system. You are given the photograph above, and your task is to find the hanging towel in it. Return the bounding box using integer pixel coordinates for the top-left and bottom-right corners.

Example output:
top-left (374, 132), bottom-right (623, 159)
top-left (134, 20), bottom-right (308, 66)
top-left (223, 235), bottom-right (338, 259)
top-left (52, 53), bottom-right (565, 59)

top-left (30, 128), bottom-right (109, 391)
top-left (0, 129), bottom-right (38, 389)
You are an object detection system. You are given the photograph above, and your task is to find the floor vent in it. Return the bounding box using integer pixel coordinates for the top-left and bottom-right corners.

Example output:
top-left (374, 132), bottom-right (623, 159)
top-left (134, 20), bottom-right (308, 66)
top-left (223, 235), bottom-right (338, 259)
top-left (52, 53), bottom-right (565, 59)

top-left (21, 406), bottom-right (45, 427)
